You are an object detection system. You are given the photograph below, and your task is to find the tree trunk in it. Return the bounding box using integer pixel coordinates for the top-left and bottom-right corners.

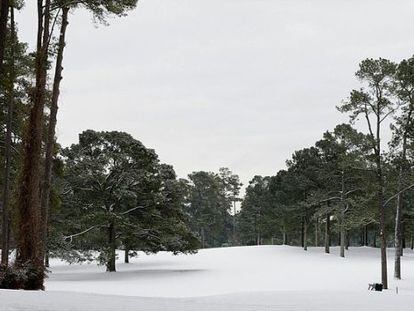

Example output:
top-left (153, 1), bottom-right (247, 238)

top-left (107, 221), bottom-right (116, 272)
top-left (45, 251), bottom-right (49, 268)
top-left (394, 171), bottom-right (403, 279)
top-left (15, 0), bottom-right (51, 290)
top-left (325, 213), bottom-right (330, 254)
top-left (124, 244), bottom-right (129, 264)
top-left (282, 232), bottom-right (287, 245)
top-left (1, 3), bottom-right (14, 267)
top-left (375, 136), bottom-right (388, 288)
top-left (232, 201), bottom-right (236, 245)
top-left (315, 218), bottom-right (319, 247)
top-left (378, 187), bottom-right (388, 289)
top-left (303, 219), bottom-right (308, 251)
top-left (363, 225), bottom-right (369, 246)
top-left (41, 6), bottom-right (69, 264)
top-left (345, 231), bottom-right (349, 250)
top-left (201, 227), bottom-right (205, 248)
top-left (340, 210), bottom-right (346, 258)
top-left (393, 108), bottom-right (413, 279)
top-left (0, 0), bottom-right (9, 76)
top-left (300, 220), bottom-right (304, 248)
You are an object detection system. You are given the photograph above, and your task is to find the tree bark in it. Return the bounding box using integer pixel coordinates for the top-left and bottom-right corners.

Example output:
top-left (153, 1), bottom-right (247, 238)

top-left (374, 108), bottom-right (387, 289)
top-left (393, 107), bottom-right (413, 280)
top-left (282, 232), bottom-right (287, 245)
top-left (201, 227), bottom-right (205, 248)
top-left (303, 219), bottom-right (308, 251)
top-left (41, 6), bottom-right (69, 264)
top-left (314, 218), bottom-right (319, 247)
top-left (124, 244), bottom-right (129, 264)
top-left (340, 210), bottom-right (346, 258)
top-left (394, 168), bottom-right (403, 279)
top-left (15, 0), bottom-right (50, 289)
top-left (107, 221), bottom-right (116, 272)
top-left (1, 3), bottom-right (14, 267)
top-left (325, 213), bottom-right (330, 254)
top-left (0, 0), bottom-right (9, 76)
top-left (345, 231), bottom-right (349, 250)
top-left (300, 219), bottom-right (304, 248)
top-left (363, 225), bottom-right (368, 246)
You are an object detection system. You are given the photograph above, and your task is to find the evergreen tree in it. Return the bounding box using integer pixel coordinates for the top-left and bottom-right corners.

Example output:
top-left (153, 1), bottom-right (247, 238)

top-left (54, 130), bottom-right (198, 271)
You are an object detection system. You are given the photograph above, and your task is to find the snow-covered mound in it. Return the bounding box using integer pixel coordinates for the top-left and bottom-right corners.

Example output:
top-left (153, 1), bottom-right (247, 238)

top-left (2, 246), bottom-right (414, 310)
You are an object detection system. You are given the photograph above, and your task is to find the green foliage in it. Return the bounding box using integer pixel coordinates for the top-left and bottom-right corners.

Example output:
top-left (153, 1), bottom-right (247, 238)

top-left (185, 168), bottom-right (241, 248)
top-left (49, 130), bottom-right (198, 268)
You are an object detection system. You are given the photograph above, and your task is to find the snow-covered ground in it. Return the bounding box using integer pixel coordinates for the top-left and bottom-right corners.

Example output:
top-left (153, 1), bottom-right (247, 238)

top-left (2, 246), bottom-right (414, 310)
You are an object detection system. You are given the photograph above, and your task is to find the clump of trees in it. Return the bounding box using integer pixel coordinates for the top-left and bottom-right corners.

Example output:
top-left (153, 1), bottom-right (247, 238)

top-left (49, 130), bottom-right (199, 272)
top-left (184, 168), bottom-right (242, 248)
top-left (238, 56), bottom-right (414, 289)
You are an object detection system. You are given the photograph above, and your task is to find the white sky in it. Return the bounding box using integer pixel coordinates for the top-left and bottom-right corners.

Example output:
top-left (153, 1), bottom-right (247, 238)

top-left (16, 0), bottom-right (414, 187)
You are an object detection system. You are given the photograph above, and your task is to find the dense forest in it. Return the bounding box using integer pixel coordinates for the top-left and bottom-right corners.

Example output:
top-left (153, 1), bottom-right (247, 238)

top-left (0, 0), bottom-right (413, 294)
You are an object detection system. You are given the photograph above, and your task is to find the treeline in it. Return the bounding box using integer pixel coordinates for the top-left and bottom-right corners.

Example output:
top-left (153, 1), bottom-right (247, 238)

top-left (0, 0), bottom-right (413, 294)
top-left (47, 135), bottom-right (242, 270)
top-left (238, 57), bottom-right (414, 289)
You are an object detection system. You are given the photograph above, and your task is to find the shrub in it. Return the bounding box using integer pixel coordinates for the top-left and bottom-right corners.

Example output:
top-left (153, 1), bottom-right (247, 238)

top-left (0, 263), bottom-right (45, 290)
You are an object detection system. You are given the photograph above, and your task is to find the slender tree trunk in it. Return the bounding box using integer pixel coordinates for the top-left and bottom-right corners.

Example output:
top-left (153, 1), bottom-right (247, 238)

top-left (340, 210), bottom-right (346, 258)
top-left (375, 112), bottom-right (387, 288)
top-left (15, 0), bottom-right (50, 289)
top-left (394, 108), bottom-right (412, 280)
top-left (1, 3), bottom-right (14, 267)
top-left (315, 218), bottom-right (319, 247)
top-left (0, 0), bottom-right (9, 76)
top-left (232, 200), bottom-right (236, 245)
top-left (411, 234), bottom-right (413, 250)
top-left (363, 225), bottom-right (369, 246)
top-left (394, 169), bottom-right (403, 279)
top-left (41, 6), bottom-right (69, 264)
top-left (124, 243), bottom-right (129, 264)
top-left (201, 227), bottom-right (205, 248)
top-left (300, 219), bottom-right (304, 248)
top-left (282, 232), bottom-right (287, 245)
top-left (303, 219), bottom-right (308, 251)
top-left (325, 213), bottom-right (330, 254)
top-left (107, 221), bottom-right (116, 272)
top-left (378, 178), bottom-right (388, 288)
top-left (345, 230), bottom-right (349, 250)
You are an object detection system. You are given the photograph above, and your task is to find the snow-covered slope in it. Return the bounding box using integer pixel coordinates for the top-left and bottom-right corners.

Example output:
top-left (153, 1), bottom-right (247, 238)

top-left (2, 246), bottom-right (414, 310)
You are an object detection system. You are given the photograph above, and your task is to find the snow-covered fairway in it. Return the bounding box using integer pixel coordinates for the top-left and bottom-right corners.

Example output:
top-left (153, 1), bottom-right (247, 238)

top-left (2, 246), bottom-right (414, 310)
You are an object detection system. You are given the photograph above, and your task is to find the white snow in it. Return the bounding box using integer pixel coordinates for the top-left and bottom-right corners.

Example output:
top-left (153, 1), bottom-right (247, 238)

top-left (2, 246), bottom-right (414, 310)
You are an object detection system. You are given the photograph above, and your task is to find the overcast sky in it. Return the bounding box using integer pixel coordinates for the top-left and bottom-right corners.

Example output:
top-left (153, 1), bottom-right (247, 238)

top-left (16, 0), bottom-right (414, 187)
